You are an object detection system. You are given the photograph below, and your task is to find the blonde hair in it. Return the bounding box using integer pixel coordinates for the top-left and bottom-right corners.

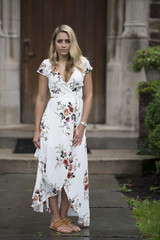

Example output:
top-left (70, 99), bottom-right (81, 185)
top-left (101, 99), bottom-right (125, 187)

top-left (49, 25), bottom-right (83, 79)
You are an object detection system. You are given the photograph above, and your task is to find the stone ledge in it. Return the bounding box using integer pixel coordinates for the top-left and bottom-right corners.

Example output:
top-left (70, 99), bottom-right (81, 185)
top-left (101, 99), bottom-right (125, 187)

top-left (0, 149), bottom-right (157, 176)
top-left (0, 124), bottom-right (138, 138)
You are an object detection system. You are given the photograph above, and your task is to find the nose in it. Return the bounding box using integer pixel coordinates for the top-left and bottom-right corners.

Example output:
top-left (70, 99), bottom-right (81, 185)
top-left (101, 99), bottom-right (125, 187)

top-left (62, 41), bottom-right (66, 48)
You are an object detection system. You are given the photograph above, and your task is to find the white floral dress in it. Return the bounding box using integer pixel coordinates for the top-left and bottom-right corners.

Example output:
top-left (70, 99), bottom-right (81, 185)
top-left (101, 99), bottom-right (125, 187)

top-left (31, 56), bottom-right (93, 226)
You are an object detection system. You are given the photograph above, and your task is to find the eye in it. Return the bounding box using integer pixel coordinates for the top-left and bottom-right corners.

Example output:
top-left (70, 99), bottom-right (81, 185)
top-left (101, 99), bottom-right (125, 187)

top-left (57, 39), bottom-right (62, 43)
top-left (65, 39), bottom-right (70, 44)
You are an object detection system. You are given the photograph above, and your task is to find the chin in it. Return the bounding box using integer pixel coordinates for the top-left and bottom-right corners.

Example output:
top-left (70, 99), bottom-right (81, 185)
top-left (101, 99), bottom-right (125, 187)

top-left (60, 52), bottom-right (69, 56)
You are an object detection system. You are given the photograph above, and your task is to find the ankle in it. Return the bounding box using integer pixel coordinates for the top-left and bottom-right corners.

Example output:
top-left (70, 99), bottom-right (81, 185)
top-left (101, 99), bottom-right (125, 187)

top-left (60, 215), bottom-right (67, 220)
top-left (51, 214), bottom-right (61, 223)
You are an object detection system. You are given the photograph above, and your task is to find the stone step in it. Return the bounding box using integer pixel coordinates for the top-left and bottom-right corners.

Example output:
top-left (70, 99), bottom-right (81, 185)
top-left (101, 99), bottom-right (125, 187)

top-left (0, 124), bottom-right (138, 150)
top-left (87, 137), bottom-right (137, 149)
top-left (87, 125), bottom-right (138, 149)
top-left (0, 136), bottom-right (137, 151)
top-left (0, 149), bottom-right (157, 176)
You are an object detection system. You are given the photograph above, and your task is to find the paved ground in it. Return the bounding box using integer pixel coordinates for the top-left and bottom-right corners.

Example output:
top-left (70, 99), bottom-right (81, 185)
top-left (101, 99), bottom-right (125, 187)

top-left (0, 174), bottom-right (143, 240)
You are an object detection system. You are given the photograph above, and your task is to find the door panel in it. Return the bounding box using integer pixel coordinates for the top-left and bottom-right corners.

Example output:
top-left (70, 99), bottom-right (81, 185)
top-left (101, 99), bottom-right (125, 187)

top-left (21, 0), bottom-right (106, 123)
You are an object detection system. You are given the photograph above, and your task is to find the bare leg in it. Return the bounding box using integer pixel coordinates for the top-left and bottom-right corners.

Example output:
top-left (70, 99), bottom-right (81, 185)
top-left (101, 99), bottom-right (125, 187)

top-left (60, 188), bottom-right (70, 219)
top-left (49, 195), bottom-right (72, 233)
top-left (60, 188), bottom-right (81, 232)
top-left (49, 195), bottom-right (60, 226)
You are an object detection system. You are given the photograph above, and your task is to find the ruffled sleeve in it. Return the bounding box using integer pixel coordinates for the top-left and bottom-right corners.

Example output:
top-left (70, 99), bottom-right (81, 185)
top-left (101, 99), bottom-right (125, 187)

top-left (83, 57), bottom-right (93, 77)
top-left (37, 59), bottom-right (49, 77)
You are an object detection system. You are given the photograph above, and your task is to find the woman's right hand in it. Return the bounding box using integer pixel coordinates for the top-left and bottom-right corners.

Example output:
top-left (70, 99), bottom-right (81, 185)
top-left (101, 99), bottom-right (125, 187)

top-left (33, 130), bottom-right (40, 149)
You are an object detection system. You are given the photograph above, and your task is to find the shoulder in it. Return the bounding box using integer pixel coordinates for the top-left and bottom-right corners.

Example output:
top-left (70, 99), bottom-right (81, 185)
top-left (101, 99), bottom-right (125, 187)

top-left (77, 56), bottom-right (91, 69)
top-left (37, 58), bottom-right (52, 76)
top-left (81, 56), bottom-right (92, 68)
top-left (79, 56), bottom-right (93, 77)
top-left (40, 58), bottom-right (52, 71)
top-left (80, 56), bottom-right (89, 65)
top-left (81, 56), bottom-right (93, 71)
top-left (41, 58), bottom-right (51, 67)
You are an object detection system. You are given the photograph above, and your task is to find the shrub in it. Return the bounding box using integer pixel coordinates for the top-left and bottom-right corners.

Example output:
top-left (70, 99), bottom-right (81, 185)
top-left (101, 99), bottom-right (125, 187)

top-left (146, 124), bottom-right (160, 155)
top-left (155, 161), bottom-right (160, 175)
top-left (130, 46), bottom-right (160, 73)
top-left (136, 79), bottom-right (160, 96)
top-left (144, 86), bottom-right (160, 156)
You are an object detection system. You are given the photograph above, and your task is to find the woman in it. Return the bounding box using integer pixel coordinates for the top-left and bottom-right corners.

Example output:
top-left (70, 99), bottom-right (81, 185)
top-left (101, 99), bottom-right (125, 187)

top-left (32, 25), bottom-right (93, 233)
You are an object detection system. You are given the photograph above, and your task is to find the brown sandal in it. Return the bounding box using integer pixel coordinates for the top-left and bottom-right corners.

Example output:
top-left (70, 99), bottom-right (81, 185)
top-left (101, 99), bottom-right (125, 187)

top-left (49, 219), bottom-right (73, 233)
top-left (63, 217), bottom-right (81, 232)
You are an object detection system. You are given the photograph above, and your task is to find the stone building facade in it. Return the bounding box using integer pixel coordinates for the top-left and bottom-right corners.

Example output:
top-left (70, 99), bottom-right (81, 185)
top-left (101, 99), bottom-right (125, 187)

top-left (0, 0), bottom-right (20, 125)
top-left (149, 0), bottom-right (160, 46)
top-left (0, 0), bottom-right (153, 134)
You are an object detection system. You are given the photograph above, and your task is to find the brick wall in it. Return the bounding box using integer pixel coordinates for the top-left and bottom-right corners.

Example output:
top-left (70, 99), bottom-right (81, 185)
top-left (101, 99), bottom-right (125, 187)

top-left (149, 0), bottom-right (160, 46)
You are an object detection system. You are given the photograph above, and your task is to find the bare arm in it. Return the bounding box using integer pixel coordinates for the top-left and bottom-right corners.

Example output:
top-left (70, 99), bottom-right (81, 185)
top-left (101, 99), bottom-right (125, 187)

top-left (73, 71), bottom-right (93, 146)
top-left (33, 74), bottom-right (48, 148)
top-left (81, 71), bottom-right (93, 123)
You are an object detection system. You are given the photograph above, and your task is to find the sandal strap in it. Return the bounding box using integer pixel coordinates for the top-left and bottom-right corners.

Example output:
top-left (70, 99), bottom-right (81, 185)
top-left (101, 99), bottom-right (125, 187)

top-left (63, 217), bottom-right (73, 224)
top-left (53, 219), bottom-right (64, 229)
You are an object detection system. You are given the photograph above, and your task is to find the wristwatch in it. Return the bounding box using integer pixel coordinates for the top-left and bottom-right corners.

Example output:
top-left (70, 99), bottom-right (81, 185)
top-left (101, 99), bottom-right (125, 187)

top-left (80, 121), bottom-right (87, 127)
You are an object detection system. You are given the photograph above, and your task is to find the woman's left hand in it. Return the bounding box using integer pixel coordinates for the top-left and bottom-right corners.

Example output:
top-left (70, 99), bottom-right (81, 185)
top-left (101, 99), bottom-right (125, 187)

top-left (73, 124), bottom-right (85, 146)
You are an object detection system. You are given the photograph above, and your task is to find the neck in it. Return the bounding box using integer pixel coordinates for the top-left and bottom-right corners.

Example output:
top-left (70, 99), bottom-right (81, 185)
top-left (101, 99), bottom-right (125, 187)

top-left (58, 54), bottom-right (69, 64)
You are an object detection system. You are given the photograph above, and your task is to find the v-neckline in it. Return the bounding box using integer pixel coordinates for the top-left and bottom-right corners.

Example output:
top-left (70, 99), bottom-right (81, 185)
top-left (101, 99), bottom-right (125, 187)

top-left (55, 67), bottom-right (76, 84)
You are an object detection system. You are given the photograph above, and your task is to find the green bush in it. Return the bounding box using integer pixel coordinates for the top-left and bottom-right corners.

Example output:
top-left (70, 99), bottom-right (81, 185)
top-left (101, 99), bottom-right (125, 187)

top-left (144, 86), bottom-right (160, 156)
top-left (130, 46), bottom-right (160, 73)
top-left (136, 79), bottom-right (160, 97)
top-left (155, 160), bottom-right (160, 174)
top-left (146, 124), bottom-right (160, 155)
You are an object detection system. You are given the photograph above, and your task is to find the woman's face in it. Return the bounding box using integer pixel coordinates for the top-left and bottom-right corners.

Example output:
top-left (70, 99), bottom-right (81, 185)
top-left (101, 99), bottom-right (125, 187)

top-left (55, 32), bottom-right (70, 58)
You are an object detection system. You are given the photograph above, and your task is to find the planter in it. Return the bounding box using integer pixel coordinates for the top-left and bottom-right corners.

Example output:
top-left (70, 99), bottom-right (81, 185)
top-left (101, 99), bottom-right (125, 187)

top-left (145, 69), bottom-right (160, 82)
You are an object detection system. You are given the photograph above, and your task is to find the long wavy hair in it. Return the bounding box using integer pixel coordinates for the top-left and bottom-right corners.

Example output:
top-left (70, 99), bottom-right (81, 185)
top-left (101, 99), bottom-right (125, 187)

top-left (49, 25), bottom-right (83, 80)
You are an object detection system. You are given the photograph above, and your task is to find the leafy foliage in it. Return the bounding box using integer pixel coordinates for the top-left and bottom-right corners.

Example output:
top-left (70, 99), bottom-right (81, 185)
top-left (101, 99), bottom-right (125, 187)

top-left (137, 79), bottom-right (160, 156)
top-left (130, 46), bottom-right (160, 72)
top-left (126, 197), bottom-right (160, 240)
top-left (150, 186), bottom-right (160, 192)
top-left (120, 184), bottom-right (132, 193)
top-left (136, 79), bottom-right (160, 97)
top-left (155, 161), bottom-right (160, 174)
top-left (144, 86), bottom-right (160, 156)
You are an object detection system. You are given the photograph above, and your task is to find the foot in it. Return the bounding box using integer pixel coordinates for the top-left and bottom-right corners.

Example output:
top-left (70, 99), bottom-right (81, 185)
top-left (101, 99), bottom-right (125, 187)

top-left (67, 222), bottom-right (81, 232)
top-left (62, 217), bottom-right (81, 232)
top-left (49, 218), bottom-right (72, 233)
top-left (56, 223), bottom-right (73, 233)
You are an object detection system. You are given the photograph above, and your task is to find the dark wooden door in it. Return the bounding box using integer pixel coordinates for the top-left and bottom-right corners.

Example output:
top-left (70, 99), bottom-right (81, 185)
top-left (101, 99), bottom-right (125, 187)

top-left (21, 0), bottom-right (106, 123)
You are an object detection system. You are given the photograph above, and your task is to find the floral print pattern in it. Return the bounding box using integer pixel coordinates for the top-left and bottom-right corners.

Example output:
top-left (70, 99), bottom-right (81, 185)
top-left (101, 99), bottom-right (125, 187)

top-left (68, 78), bottom-right (84, 93)
top-left (69, 195), bottom-right (82, 211)
top-left (40, 118), bottom-right (49, 141)
top-left (55, 101), bottom-right (76, 132)
top-left (55, 100), bottom-right (80, 135)
top-left (55, 144), bottom-right (80, 179)
top-left (84, 171), bottom-right (89, 200)
top-left (31, 56), bottom-right (93, 226)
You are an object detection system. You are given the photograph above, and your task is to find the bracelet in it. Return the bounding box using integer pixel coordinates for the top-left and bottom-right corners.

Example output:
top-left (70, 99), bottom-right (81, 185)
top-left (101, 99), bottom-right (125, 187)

top-left (80, 122), bottom-right (87, 127)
